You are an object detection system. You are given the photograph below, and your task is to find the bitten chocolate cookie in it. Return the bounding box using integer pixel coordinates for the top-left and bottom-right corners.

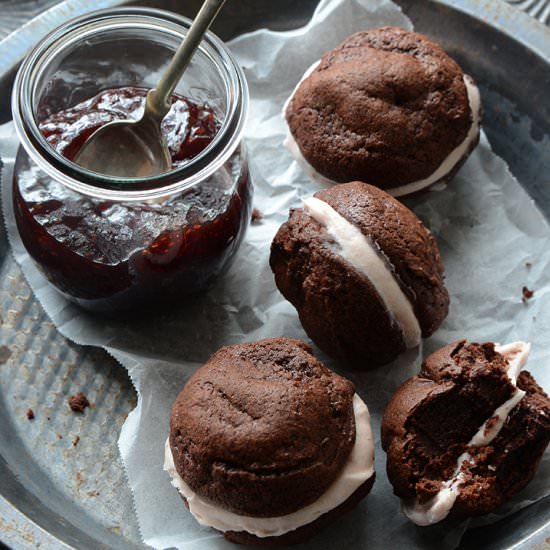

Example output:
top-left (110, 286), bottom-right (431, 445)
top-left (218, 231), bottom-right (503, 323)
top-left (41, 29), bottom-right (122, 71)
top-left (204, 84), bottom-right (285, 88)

top-left (270, 182), bottom-right (449, 367)
top-left (284, 27), bottom-right (481, 196)
top-left (381, 341), bottom-right (550, 525)
top-left (164, 338), bottom-right (375, 544)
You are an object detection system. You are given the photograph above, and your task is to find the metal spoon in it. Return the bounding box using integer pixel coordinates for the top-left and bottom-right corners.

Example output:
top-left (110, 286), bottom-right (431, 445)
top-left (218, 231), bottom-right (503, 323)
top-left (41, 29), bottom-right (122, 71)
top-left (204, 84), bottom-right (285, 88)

top-left (74, 0), bottom-right (227, 178)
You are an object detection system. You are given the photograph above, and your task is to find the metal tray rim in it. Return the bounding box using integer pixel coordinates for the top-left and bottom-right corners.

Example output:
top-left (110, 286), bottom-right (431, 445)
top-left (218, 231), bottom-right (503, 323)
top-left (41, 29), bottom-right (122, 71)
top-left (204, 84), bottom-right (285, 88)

top-left (1, 0), bottom-right (549, 548)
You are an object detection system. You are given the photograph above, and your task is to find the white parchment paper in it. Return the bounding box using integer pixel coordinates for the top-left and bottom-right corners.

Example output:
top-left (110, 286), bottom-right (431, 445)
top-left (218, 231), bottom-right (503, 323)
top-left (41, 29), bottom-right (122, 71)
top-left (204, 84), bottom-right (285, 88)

top-left (1, 0), bottom-right (549, 549)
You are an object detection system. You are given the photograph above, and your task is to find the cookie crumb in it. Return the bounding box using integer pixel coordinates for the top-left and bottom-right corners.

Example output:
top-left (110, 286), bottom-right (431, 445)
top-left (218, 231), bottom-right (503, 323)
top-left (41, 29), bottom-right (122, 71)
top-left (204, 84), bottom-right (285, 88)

top-left (26, 409), bottom-right (35, 420)
top-left (522, 286), bottom-right (534, 303)
top-left (68, 392), bottom-right (90, 413)
top-left (72, 435), bottom-right (80, 447)
top-left (251, 208), bottom-right (263, 223)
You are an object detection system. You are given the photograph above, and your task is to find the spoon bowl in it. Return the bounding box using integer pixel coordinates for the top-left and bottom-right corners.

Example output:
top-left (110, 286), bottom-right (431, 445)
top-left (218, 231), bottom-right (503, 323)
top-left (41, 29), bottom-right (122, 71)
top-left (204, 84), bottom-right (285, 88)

top-left (74, 116), bottom-right (172, 178)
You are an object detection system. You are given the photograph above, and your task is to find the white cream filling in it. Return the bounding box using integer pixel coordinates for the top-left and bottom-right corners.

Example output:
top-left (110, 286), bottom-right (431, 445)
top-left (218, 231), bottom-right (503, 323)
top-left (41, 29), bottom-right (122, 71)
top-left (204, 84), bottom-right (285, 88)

top-left (164, 394), bottom-right (374, 538)
top-left (303, 196), bottom-right (421, 349)
top-left (283, 61), bottom-right (481, 197)
top-left (403, 341), bottom-right (530, 526)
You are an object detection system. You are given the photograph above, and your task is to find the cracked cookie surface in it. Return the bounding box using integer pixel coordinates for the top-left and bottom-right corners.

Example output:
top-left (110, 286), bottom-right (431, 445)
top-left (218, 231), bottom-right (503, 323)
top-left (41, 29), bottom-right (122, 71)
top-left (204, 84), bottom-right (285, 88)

top-left (286, 26), bottom-right (475, 189)
top-left (169, 337), bottom-right (356, 517)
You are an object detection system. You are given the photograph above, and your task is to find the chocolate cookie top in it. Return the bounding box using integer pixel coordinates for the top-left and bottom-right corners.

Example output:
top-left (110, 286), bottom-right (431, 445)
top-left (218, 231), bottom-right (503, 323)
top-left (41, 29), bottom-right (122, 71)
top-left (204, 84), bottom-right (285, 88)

top-left (285, 27), bottom-right (474, 189)
top-left (381, 341), bottom-right (550, 523)
top-left (270, 182), bottom-right (449, 366)
top-left (169, 338), bottom-right (356, 517)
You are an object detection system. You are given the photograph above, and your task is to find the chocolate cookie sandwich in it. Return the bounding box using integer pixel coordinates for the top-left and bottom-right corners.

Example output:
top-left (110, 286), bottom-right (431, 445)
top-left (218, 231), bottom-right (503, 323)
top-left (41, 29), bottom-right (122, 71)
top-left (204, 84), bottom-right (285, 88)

top-left (164, 338), bottom-right (375, 544)
top-left (270, 182), bottom-right (449, 367)
top-left (381, 340), bottom-right (550, 525)
top-left (284, 27), bottom-right (481, 196)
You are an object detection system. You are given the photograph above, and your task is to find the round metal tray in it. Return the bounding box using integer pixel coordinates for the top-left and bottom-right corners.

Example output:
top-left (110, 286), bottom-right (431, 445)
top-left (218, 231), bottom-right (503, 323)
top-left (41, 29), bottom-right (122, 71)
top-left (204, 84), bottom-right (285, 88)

top-left (0, 1), bottom-right (549, 548)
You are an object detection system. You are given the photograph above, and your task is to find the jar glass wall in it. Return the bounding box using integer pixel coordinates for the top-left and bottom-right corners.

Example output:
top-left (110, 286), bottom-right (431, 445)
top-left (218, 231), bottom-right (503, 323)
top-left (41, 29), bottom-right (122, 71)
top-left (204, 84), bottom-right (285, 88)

top-left (11, 8), bottom-right (252, 316)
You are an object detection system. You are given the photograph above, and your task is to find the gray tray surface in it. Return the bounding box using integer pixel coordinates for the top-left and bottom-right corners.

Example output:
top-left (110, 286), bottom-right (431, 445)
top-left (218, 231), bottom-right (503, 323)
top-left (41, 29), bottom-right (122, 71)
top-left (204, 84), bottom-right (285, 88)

top-left (0, 1), bottom-right (549, 549)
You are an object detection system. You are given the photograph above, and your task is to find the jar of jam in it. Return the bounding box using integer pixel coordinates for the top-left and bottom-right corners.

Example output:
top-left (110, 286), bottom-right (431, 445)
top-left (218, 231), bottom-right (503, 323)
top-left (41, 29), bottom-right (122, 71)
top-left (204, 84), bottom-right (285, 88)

top-left (11, 8), bottom-right (251, 316)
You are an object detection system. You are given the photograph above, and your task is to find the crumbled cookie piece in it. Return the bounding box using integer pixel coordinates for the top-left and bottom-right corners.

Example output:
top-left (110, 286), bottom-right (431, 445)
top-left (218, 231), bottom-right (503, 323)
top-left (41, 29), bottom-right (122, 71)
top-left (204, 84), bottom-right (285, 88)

top-left (251, 208), bottom-right (263, 223)
top-left (522, 286), bottom-right (534, 303)
top-left (69, 392), bottom-right (90, 413)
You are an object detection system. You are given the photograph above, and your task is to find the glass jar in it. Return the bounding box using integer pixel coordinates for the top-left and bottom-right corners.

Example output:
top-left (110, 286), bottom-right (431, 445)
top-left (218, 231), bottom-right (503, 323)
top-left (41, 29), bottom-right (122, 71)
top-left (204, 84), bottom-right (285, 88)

top-left (11, 7), bottom-right (251, 316)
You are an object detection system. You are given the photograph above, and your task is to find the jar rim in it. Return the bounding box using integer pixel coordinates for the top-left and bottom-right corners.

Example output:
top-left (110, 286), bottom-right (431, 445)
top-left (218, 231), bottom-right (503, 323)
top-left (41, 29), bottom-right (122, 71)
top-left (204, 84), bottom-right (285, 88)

top-left (11, 7), bottom-right (249, 201)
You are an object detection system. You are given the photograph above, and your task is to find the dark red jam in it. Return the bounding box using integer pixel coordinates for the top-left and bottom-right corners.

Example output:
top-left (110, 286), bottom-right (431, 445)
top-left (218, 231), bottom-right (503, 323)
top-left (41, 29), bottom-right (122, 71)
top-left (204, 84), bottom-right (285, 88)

top-left (40, 87), bottom-right (219, 165)
top-left (13, 87), bottom-right (251, 315)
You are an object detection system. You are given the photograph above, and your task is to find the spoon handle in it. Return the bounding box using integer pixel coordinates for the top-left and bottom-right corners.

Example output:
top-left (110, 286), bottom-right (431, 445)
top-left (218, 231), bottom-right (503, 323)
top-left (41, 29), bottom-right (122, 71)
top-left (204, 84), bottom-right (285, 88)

top-left (145, 0), bottom-right (227, 120)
